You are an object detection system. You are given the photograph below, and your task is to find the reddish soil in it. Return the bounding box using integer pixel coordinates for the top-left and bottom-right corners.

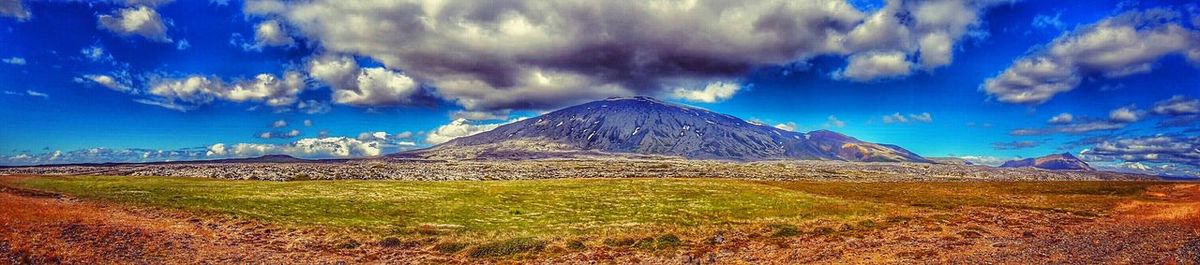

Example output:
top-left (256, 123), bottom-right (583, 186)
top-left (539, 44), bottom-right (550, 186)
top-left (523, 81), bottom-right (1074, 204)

top-left (1, 176), bottom-right (1197, 264)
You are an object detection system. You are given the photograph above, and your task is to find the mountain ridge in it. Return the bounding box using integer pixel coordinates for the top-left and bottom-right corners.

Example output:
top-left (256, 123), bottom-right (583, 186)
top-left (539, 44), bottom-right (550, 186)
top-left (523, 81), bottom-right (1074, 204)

top-left (1000, 153), bottom-right (1094, 171)
top-left (405, 97), bottom-right (930, 162)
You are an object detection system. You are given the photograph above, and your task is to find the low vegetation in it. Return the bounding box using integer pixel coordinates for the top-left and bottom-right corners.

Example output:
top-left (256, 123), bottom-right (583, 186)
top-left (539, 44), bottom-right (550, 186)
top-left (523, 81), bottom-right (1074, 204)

top-left (12, 176), bottom-right (1168, 259)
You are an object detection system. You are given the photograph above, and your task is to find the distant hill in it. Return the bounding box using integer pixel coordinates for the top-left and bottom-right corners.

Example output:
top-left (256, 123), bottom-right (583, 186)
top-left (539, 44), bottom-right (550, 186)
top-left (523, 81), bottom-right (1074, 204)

top-left (1000, 153), bottom-right (1094, 171)
top-left (199, 154), bottom-right (310, 164)
top-left (928, 157), bottom-right (975, 166)
top-left (405, 96), bottom-right (930, 162)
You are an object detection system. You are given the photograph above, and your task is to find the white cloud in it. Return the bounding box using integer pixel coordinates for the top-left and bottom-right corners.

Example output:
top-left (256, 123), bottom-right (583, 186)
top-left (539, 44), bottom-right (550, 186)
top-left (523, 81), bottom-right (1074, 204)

top-left (1048, 112), bottom-right (1073, 124)
top-left (5, 89), bottom-right (49, 98)
top-left (882, 112), bottom-right (932, 124)
top-left (220, 137), bottom-right (383, 158)
top-left (206, 143), bottom-right (227, 156)
top-left (671, 81), bottom-right (740, 103)
top-left (175, 39), bottom-right (190, 50)
top-left (1108, 106), bottom-right (1140, 123)
top-left (451, 110), bottom-right (509, 121)
top-left (81, 46), bottom-right (108, 61)
top-left (826, 115), bottom-right (845, 128)
top-left (908, 112), bottom-right (933, 123)
top-left (1010, 120), bottom-right (1126, 136)
top-left (22, 90), bottom-right (48, 98)
top-left (253, 20), bottom-right (294, 48)
top-left (271, 120), bottom-right (287, 128)
top-left (0, 0), bottom-right (31, 21)
top-left (248, 0), bottom-right (1005, 111)
top-left (1152, 95), bottom-right (1199, 115)
top-left (425, 118), bottom-right (522, 145)
top-left (837, 51), bottom-right (913, 82)
top-left (882, 112), bottom-right (908, 124)
top-left (145, 71), bottom-right (305, 110)
top-left (1031, 12), bottom-right (1064, 30)
top-left (956, 155), bottom-right (1008, 166)
top-left (98, 6), bottom-right (173, 43)
top-left (79, 74), bottom-right (132, 92)
top-left (308, 55), bottom-right (424, 107)
top-left (224, 72), bottom-right (306, 106)
top-left (2, 57), bottom-right (25, 65)
top-left (984, 9), bottom-right (1200, 105)
top-left (297, 100), bottom-right (331, 114)
top-left (774, 122), bottom-right (798, 132)
top-left (302, 119), bottom-right (312, 127)
top-left (285, 129), bottom-right (300, 137)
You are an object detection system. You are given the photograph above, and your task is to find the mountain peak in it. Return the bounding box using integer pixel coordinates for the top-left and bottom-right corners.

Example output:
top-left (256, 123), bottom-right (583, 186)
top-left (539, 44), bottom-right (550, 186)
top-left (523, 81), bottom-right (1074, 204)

top-left (1000, 153), bottom-right (1093, 171)
top-left (411, 97), bottom-right (929, 162)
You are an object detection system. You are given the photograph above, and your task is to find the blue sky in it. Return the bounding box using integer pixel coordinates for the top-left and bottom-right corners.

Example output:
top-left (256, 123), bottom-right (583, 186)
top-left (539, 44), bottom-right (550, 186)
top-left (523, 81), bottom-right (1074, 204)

top-left (1, 0), bottom-right (1198, 177)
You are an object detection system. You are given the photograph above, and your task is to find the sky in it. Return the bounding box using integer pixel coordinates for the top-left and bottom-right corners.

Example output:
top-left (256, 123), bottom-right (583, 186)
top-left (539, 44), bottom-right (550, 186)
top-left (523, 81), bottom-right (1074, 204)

top-left (0, 0), bottom-right (1198, 177)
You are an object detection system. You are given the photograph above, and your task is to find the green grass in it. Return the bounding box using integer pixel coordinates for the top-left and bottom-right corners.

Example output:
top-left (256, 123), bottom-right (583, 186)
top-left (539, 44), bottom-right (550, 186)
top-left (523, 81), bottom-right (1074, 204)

top-left (761, 181), bottom-right (1157, 216)
top-left (16, 176), bottom-right (879, 237)
top-left (12, 176), bottom-right (1169, 258)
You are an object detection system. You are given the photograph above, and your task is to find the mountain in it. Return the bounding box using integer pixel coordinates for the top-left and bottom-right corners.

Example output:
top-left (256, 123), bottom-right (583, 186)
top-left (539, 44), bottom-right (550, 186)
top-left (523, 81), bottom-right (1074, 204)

top-left (406, 96), bottom-right (930, 162)
top-left (928, 157), bottom-right (975, 166)
top-left (999, 153), bottom-right (1094, 171)
top-left (200, 154), bottom-right (310, 164)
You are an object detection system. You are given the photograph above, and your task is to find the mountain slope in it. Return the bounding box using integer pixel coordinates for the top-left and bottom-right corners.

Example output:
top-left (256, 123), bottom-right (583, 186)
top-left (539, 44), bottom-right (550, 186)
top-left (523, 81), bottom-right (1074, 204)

top-left (409, 97), bottom-right (929, 162)
top-left (1000, 153), bottom-right (1094, 171)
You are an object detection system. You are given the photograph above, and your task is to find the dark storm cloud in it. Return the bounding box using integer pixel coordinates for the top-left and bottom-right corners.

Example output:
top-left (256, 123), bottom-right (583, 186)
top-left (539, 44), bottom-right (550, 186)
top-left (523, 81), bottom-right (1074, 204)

top-left (246, 0), bottom-right (1010, 110)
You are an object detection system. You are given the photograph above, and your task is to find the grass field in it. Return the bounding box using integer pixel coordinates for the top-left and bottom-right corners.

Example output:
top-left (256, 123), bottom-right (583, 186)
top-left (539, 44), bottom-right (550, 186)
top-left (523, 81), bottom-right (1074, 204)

top-left (16, 176), bottom-right (887, 237)
top-left (11, 176), bottom-right (1170, 259)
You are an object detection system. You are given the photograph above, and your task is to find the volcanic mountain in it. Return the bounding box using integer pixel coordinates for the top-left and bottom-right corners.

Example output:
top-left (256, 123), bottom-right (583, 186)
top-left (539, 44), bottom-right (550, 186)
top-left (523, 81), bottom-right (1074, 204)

top-left (999, 153), bottom-right (1094, 171)
top-left (406, 97), bottom-right (930, 162)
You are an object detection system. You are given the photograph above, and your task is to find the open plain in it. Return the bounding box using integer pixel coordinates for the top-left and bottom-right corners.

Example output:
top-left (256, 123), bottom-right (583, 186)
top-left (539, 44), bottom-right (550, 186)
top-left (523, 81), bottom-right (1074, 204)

top-left (1, 164), bottom-right (1197, 264)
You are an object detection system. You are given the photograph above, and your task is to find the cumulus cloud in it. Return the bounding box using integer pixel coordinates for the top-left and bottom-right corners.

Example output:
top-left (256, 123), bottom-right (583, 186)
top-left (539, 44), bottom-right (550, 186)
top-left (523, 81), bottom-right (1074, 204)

top-left (247, 0), bottom-right (1006, 111)
top-left (1048, 112), bottom-right (1073, 124)
top-left (253, 20), bottom-right (294, 48)
top-left (271, 119), bottom-right (287, 128)
top-left (1078, 135), bottom-right (1200, 175)
top-left (307, 55), bottom-right (425, 107)
top-left (2, 57), bottom-right (25, 65)
top-left (836, 51), bottom-right (913, 81)
top-left (218, 137), bottom-right (384, 158)
top-left (145, 71), bottom-right (305, 110)
top-left (425, 117), bottom-right (523, 145)
top-left (1108, 106), bottom-right (1140, 123)
top-left (302, 119), bottom-right (312, 127)
top-left (2, 147), bottom-right (209, 166)
top-left (0, 0), bottom-right (31, 21)
top-left (98, 6), bottom-right (173, 43)
top-left (983, 9), bottom-right (1200, 105)
top-left (78, 74), bottom-right (132, 92)
top-left (1152, 95), bottom-right (1199, 115)
top-left (671, 81), bottom-right (740, 103)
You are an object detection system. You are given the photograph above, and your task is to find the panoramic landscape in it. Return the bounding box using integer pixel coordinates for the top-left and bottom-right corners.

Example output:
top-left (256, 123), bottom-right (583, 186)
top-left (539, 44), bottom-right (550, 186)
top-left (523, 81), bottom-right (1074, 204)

top-left (1, 0), bottom-right (1199, 264)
